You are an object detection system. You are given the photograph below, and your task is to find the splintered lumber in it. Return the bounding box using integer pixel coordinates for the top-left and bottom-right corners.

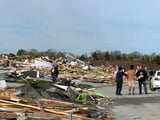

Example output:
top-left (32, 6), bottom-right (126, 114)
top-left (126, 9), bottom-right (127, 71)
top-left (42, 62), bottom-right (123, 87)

top-left (0, 89), bottom-right (16, 98)
top-left (0, 99), bottom-right (90, 119)
top-left (0, 112), bottom-right (17, 119)
top-left (0, 94), bottom-right (32, 103)
top-left (0, 99), bottom-right (42, 110)
top-left (41, 98), bottom-right (73, 106)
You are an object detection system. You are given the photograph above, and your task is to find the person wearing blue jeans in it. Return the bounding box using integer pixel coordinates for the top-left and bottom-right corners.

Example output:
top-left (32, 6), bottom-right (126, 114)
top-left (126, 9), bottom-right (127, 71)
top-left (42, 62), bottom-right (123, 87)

top-left (51, 64), bottom-right (59, 84)
top-left (138, 81), bottom-right (147, 94)
top-left (116, 67), bottom-right (125, 95)
top-left (52, 74), bottom-right (58, 83)
top-left (136, 66), bottom-right (148, 94)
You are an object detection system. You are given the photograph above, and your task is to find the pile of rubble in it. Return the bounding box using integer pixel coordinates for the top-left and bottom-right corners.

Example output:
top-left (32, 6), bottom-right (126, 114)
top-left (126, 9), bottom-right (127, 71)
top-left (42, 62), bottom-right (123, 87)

top-left (0, 82), bottom-right (113, 119)
top-left (0, 54), bottom-right (119, 119)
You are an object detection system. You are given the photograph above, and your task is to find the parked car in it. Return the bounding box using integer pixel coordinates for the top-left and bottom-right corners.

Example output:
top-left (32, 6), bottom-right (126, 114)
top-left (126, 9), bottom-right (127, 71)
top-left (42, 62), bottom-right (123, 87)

top-left (150, 70), bottom-right (160, 91)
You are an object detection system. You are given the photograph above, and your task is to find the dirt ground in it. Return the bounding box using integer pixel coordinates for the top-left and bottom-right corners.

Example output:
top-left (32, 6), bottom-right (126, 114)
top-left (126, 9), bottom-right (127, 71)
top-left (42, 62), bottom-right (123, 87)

top-left (91, 60), bottom-right (160, 71)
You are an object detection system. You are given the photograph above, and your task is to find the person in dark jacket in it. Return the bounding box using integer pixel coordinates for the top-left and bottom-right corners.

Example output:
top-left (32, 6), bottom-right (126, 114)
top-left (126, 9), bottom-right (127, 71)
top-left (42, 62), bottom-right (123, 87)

top-left (136, 66), bottom-right (148, 94)
top-left (51, 64), bottom-right (59, 83)
top-left (116, 66), bottom-right (124, 95)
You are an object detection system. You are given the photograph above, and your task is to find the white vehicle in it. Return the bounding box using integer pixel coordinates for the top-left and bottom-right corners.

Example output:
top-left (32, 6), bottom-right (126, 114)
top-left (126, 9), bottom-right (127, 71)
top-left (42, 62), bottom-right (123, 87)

top-left (150, 70), bottom-right (160, 91)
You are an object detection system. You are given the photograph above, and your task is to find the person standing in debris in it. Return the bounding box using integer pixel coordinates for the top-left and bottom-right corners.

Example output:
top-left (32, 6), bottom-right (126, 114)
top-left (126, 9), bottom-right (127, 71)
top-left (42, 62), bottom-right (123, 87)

top-left (136, 66), bottom-right (148, 94)
top-left (126, 65), bottom-right (136, 95)
top-left (115, 66), bottom-right (124, 95)
top-left (51, 64), bottom-right (59, 84)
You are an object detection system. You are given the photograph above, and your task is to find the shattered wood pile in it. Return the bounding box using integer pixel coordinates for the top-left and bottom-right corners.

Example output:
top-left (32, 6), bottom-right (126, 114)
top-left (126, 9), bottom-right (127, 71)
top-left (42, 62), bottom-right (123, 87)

top-left (0, 82), bottom-right (112, 119)
top-left (5, 57), bottom-right (117, 85)
top-left (56, 64), bottom-right (117, 85)
top-left (1, 56), bottom-right (118, 119)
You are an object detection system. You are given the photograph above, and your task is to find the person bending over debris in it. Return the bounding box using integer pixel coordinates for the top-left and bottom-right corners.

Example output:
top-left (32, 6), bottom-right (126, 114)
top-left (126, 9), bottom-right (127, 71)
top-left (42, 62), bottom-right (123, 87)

top-left (51, 64), bottom-right (59, 84)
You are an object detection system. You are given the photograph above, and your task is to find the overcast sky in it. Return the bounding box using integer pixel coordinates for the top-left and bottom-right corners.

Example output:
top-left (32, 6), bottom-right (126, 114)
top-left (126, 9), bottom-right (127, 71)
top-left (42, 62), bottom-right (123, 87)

top-left (0, 0), bottom-right (160, 55)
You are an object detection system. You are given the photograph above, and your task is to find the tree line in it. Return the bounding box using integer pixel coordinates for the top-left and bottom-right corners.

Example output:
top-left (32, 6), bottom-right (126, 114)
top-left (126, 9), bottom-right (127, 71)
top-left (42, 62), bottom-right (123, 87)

top-left (16, 49), bottom-right (160, 65)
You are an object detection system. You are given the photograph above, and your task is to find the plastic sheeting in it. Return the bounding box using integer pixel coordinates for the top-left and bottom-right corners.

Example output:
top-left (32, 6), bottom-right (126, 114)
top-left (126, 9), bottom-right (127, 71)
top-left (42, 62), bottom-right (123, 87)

top-left (34, 60), bottom-right (52, 68)
top-left (0, 80), bottom-right (7, 90)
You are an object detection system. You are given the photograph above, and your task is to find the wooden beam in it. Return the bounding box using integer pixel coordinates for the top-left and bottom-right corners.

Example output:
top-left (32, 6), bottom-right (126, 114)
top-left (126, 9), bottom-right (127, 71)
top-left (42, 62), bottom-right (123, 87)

top-left (41, 98), bottom-right (73, 105)
top-left (0, 99), bottom-right (90, 119)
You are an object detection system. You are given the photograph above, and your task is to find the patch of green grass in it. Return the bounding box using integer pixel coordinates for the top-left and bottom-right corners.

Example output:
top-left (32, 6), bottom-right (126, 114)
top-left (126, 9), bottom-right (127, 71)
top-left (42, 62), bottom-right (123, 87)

top-left (22, 79), bottom-right (49, 84)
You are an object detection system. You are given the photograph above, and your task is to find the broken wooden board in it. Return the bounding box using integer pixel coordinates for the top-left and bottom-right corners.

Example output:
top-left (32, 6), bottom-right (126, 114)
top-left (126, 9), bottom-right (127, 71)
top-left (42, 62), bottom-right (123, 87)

top-left (0, 99), bottom-right (92, 120)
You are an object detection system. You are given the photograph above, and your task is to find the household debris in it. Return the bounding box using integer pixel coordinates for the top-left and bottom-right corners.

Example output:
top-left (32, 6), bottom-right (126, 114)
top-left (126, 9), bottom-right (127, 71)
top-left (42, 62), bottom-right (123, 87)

top-left (0, 82), bottom-right (112, 119)
top-left (0, 54), bottom-right (119, 119)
